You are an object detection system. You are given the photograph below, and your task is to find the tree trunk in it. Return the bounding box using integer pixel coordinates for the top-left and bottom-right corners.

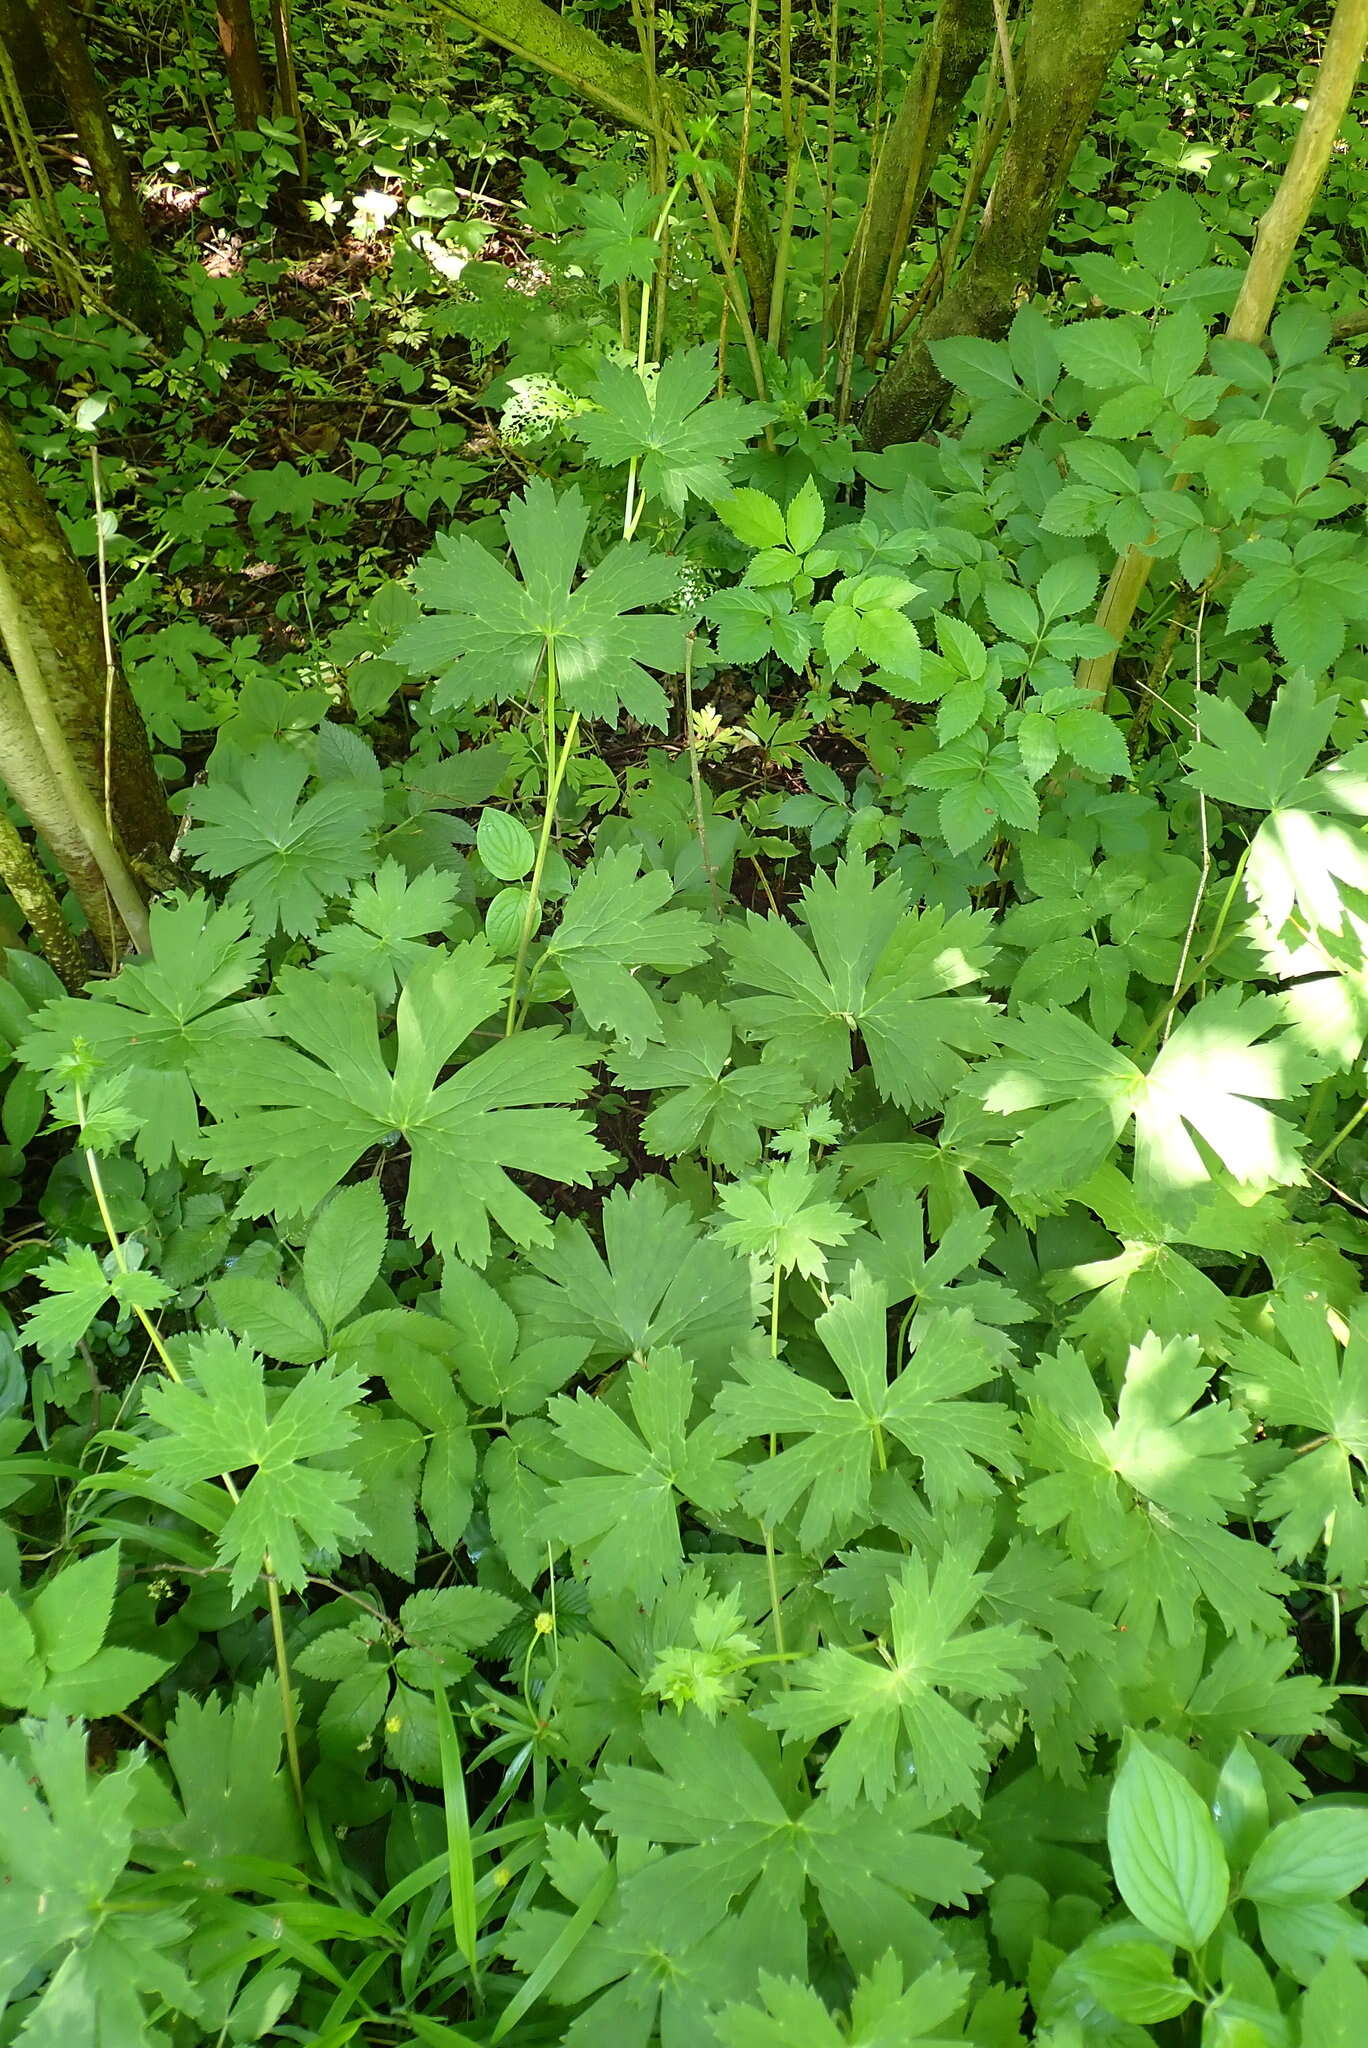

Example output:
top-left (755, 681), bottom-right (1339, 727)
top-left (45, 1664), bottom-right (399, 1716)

top-left (832, 0), bottom-right (996, 363)
top-left (0, 411), bottom-right (173, 956)
top-left (0, 0), bottom-right (63, 124)
top-left (861, 0), bottom-right (1143, 450)
top-left (215, 0), bottom-right (271, 130)
top-left (434, 0), bottom-right (774, 331)
top-left (26, 0), bottom-right (179, 339)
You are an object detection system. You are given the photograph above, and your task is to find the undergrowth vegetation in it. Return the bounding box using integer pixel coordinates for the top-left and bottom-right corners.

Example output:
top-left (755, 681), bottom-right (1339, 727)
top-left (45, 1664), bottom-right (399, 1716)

top-left (2, 2), bottom-right (1368, 2043)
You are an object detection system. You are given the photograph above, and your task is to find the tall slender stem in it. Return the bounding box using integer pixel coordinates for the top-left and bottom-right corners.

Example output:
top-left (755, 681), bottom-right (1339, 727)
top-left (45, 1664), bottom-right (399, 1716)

top-left (505, 646), bottom-right (578, 1037)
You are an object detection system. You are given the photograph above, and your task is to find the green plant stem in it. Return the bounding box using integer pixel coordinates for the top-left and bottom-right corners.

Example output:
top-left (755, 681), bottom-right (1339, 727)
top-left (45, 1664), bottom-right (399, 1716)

top-left (761, 1263), bottom-right (787, 1672)
top-left (681, 633), bottom-right (722, 917)
top-left (766, 98), bottom-right (805, 352)
top-left (265, 1567), bottom-right (307, 1810)
top-left (1134, 840), bottom-right (1253, 1057)
top-left (1311, 1096), bottom-right (1368, 1175)
top-left (777, 0), bottom-right (793, 148)
top-left (506, 650), bottom-right (578, 1037)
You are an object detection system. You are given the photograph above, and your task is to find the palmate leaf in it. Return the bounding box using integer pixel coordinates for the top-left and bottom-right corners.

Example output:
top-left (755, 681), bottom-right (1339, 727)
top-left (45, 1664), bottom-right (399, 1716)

top-left (724, 856), bottom-right (999, 1110)
top-left (539, 1347), bottom-right (739, 1600)
top-left (1186, 678), bottom-right (1368, 975)
top-left (1017, 1333), bottom-right (1288, 1643)
top-left (609, 994), bottom-right (810, 1172)
top-left (584, 1715), bottom-right (986, 1967)
top-left (758, 1544), bottom-right (1045, 1812)
top-left (313, 859), bottom-right (461, 1004)
top-left (0, 1717), bottom-right (201, 2044)
top-left (184, 741), bottom-right (382, 937)
top-left (572, 345), bottom-right (769, 514)
top-left (980, 989), bottom-right (1314, 1207)
top-left (546, 845), bottom-right (713, 1051)
top-left (200, 941), bottom-right (608, 1266)
top-left (388, 479), bottom-right (685, 728)
top-left (137, 1331), bottom-right (368, 1599)
top-left (713, 1156), bottom-right (856, 1283)
top-left (511, 1177), bottom-right (757, 1393)
top-left (22, 1244), bottom-right (171, 1362)
top-left (713, 1267), bottom-right (1018, 1551)
top-left (16, 894), bottom-right (271, 1169)
top-left (716, 1954), bottom-right (971, 2048)
top-left (1232, 1292), bottom-right (1368, 1586)
top-left (163, 1677), bottom-right (304, 1867)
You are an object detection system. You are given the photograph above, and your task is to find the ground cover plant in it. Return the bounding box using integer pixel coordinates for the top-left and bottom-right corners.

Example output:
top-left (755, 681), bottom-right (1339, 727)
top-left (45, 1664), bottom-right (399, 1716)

top-left (2, 0), bottom-right (1368, 2041)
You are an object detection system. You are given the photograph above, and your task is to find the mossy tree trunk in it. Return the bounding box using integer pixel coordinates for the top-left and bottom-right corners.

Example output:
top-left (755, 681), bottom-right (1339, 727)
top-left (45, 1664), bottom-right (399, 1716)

top-left (26, 0), bottom-right (179, 338)
top-left (0, 411), bottom-right (172, 959)
top-left (832, 0), bottom-right (995, 363)
top-left (216, 0), bottom-right (271, 130)
top-left (0, 0), bottom-right (63, 124)
top-left (862, 0), bottom-right (1143, 449)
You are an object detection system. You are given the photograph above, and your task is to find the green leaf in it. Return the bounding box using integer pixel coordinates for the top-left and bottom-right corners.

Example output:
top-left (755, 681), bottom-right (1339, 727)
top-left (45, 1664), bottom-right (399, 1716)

top-left (1018, 1333), bottom-right (1286, 1642)
top-left (17, 893), bottom-right (268, 1170)
top-left (402, 1584), bottom-right (520, 1657)
top-left (211, 1271), bottom-right (328, 1364)
top-left (138, 1332), bottom-right (367, 1599)
top-left (1108, 1740), bottom-right (1229, 1949)
top-left (185, 742), bottom-right (382, 937)
top-left (548, 846), bottom-right (712, 1052)
top-left (437, 1263), bottom-right (586, 1414)
top-left (346, 1412), bottom-right (424, 1577)
top-left (982, 990), bottom-right (1312, 1204)
top-left (485, 1421), bottom-right (557, 1587)
top-left (715, 1953), bottom-right (970, 2048)
top-left (611, 995), bottom-right (809, 1173)
top-left (1212, 1741), bottom-right (1270, 1870)
top-left (1041, 484), bottom-right (1114, 537)
top-left (1244, 1808), bottom-right (1368, 1906)
top-left (23, 1245), bottom-right (171, 1361)
top-left (314, 860), bottom-right (461, 1005)
top-left (540, 1348), bottom-right (738, 1599)
top-left (586, 1713), bottom-right (986, 1966)
top-left (1053, 705), bottom-right (1131, 780)
top-left (718, 487), bottom-right (788, 550)
top-left (390, 480), bottom-right (685, 728)
top-left (201, 945), bottom-right (608, 1266)
top-left (164, 1677), bottom-right (305, 1866)
top-left (785, 477), bottom-right (826, 553)
top-left (477, 806), bottom-right (537, 882)
top-left (725, 857), bottom-right (999, 1110)
top-left (27, 1545), bottom-right (119, 1674)
top-left (303, 1179), bottom-right (388, 1331)
top-left (713, 1267), bottom-right (1017, 1547)
top-left (928, 334), bottom-right (1022, 399)
top-left (513, 1177), bottom-right (755, 1392)
top-left (1073, 1939), bottom-right (1196, 2024)
top-left (1131, 189), bottom-right (1210, 281)
top-left (1300, 1947), bottom-right (1368, 2044)
top-left (759, 1545), bottom-right (1044, 1811)
top-left (1133, 988), bottom-right (1313, 1201)
top-left (572, 346), bottom-right (768, 514)
top-left (1057, 319), bottom-right (1146, 390)
top-left (713, 1156), bottom-right (855, 1282)
top-left (0, 1592), bottom-right (40, 1706)
top-left (421, 1412), bottom-right (477, 1550)
top-left (1233, 1295), bottom-right (1368, 1584)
